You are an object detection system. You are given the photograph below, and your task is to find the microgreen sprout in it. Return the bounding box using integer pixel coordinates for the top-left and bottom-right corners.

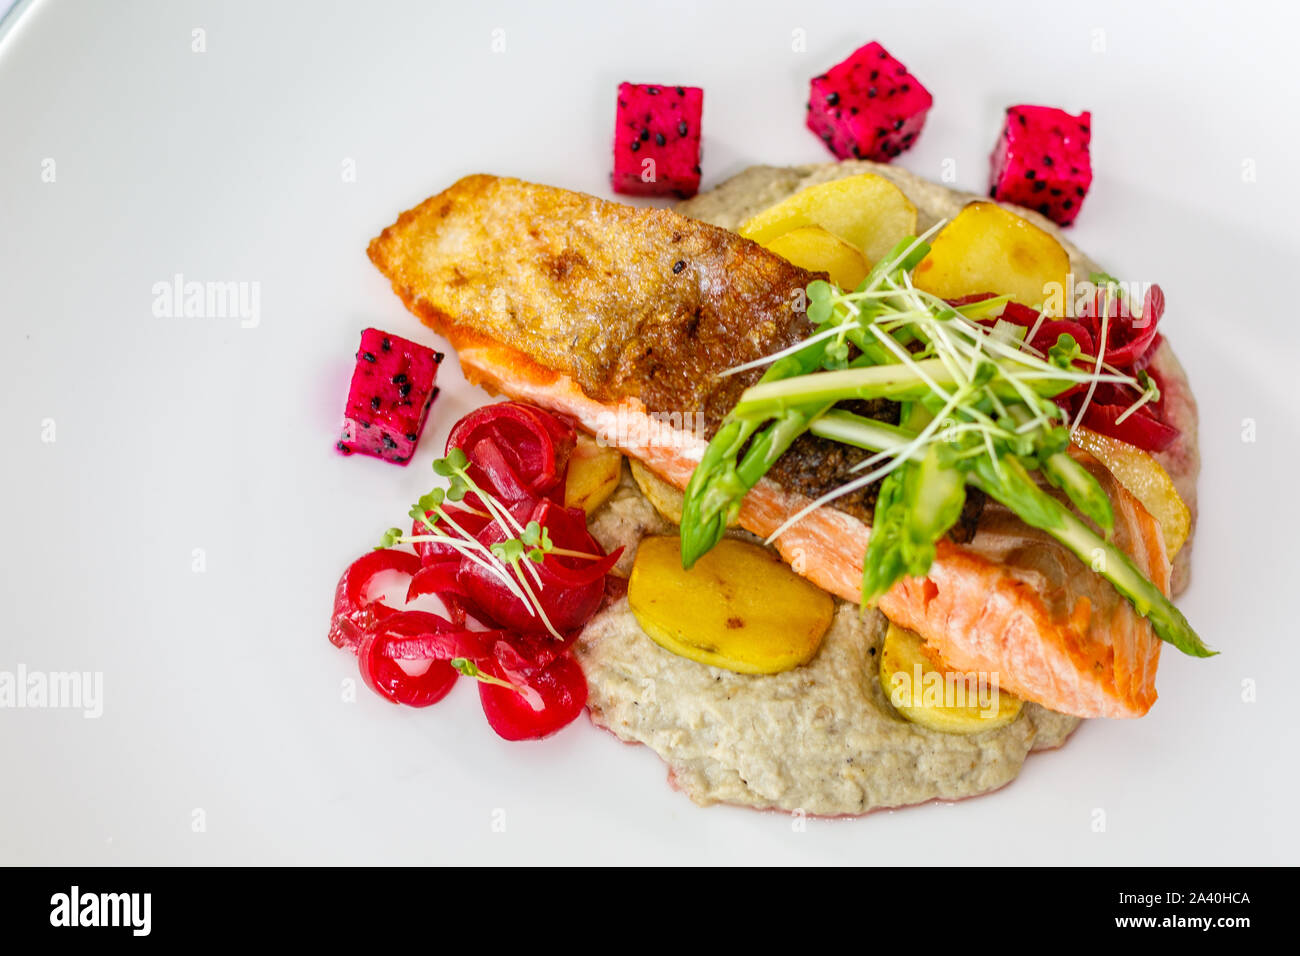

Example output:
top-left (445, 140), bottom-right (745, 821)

top-left (450, 658), bottom-right (523, 693)
top-left (1114, 370), bottom-right (1162, 426)
top-left (376, 451), bottom-right (580, 640)
top-left (491, 521), bottom-right (554, 564)
top-left (1071, 280), bottom-right (1112, 431)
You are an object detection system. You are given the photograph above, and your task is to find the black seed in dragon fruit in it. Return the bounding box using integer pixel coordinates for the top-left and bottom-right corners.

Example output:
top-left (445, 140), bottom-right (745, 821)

top-left (989, 105), bottom-right (1092, 226)
top-left (611, 82), bottom-right (704, 198)
top-left (337, 328), bottom-right (442, 465)
top-left (805, 41), bottom-right (932, 162)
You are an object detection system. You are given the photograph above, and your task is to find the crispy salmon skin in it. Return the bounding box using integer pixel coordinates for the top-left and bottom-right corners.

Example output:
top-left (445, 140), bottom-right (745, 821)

top-left (368, 174), bottom-right (817, 426)
top-left (368, 174), bottom-right (1172, 719)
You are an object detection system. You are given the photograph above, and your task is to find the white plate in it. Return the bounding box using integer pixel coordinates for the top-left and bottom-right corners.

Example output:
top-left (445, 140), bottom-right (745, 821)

top-left (3, 0), bottom-right (1298, 865)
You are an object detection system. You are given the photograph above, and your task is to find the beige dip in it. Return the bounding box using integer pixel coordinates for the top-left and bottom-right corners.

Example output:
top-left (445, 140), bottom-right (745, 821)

top-left (571, 161), bottom-right (1200, 814)
top-left (578, 473), bottom-right (1079, 815)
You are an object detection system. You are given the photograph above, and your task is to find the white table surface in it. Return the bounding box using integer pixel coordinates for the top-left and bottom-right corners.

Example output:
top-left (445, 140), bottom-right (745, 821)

top-left (2, 0), bottom-right (1298, 865)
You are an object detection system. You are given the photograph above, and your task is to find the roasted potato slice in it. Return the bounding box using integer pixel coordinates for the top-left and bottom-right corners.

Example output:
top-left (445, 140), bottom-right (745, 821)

top-left (738, 173), bottom-right (918, 265)
top-left (1072, 426), bottom-right (1191, 556)
top-left (629, 457), bottom-right (738, 528)
top-left (629, 458), bottom-right (684, 524)
top-left (761, 226), bottom-right (869, 291)
top-left (913, 200), bottom-right (1070, 309)
top-left (628, 536), bottom-right (833, 674)
top-left (564, 433), bottom-right (623, 515)
top-left (879, 622), bottom-right (1023, 734)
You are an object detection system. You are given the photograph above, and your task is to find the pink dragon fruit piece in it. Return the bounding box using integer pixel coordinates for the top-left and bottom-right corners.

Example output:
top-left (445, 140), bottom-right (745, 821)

top-left (611, 83), bottom-right (704, 198)
top-left (337, 328), bottom-right (442, 465)
top-left (806, 41), bottom-right (933, 162)
top-left (989, 105), bottom-right (1093, 226)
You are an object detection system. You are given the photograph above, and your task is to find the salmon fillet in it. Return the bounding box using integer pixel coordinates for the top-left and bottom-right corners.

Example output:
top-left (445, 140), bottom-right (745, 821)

top-left (367, 175), bottom-right (1171, 719)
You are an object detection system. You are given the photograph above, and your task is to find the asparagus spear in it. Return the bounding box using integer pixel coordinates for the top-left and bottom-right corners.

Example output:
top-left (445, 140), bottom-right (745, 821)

top-left (680, 352), bottom-right (830, 568)
top-left (969, 456), bottom-right (1212, 657)
top-left (729, 356), bottom-right (1097, 419)
top-left (806, 410), bottom-right (1211, 656)
top-left (1005, 404), bottom-right (1115, 534)
top-left (860, 442), bottom-right (967, 605)
top-left (1038, 448), bottom-right (1115, 534)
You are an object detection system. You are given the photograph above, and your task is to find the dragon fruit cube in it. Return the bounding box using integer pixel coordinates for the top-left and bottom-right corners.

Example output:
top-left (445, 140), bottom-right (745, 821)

top-left (337, 328), bottom-right (442, 465)
top-left (612, 82), bottom-right (704, 198)
top-left (806, 41), bottom-right (932, 162)
top-left (989, 105), bottom-right (1093, 226)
